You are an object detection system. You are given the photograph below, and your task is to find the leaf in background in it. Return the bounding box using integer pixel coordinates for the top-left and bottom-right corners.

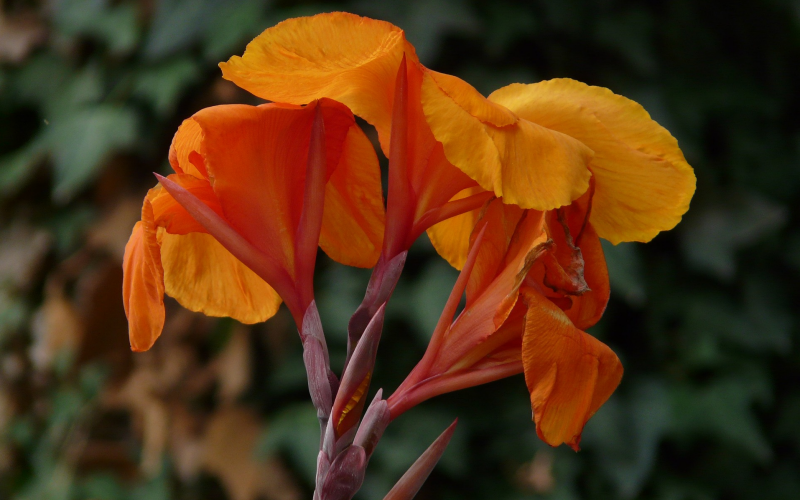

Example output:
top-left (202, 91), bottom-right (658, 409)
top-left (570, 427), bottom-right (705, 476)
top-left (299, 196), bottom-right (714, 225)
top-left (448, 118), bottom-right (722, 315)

top-left (143, 0), bottom-right (229, 60)
top-left (354, 0), bottom-right (479, 64)
top-left (203, 0), bottom-right (269, 62)
top-left (315, 262), bottom-right (371, 344)
top-left (670, 373), bottom-right (773, 463)
top-left (391, 259), bottom-right (458, 344)
top-left (483, 1), bottom-right (537, 56)
top-left (0, 288), bottom-right (28, 344)
top-left (256, 403), bottom-right (320, 485)
top-left (582, 379), bottom-right (671, 499)
top-left (0, 138), bottom-right (47, 198)
top-left (53, 0), bottom-right (140, 55)
top-left (375, 407), bottom-right (466, 478)
top-left (601, 240), bottom-right (647, 306)
top-left (46, 105), bottom-right (137, 202)
top-left (594, 9), bottom-right (657, 75)
top-left (680, 192), bottom-right (787, 280)
top-left (132, 57), bottom-right (200, 116)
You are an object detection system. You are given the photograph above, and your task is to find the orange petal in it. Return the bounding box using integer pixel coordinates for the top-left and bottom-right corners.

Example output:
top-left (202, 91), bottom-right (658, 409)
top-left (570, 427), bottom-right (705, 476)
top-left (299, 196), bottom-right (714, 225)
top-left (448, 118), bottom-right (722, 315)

top-left (430, 207), bottom-right (547, 373)
top-left (564, 222), bottom-right (609, 330)
top-left (219, 12), bottom-right (416, 151)
top-left (426, 186), bottom-right (486, 270)
top-left (521, 287), bottom-right (623, 450)
top-left (169, 117), bottom-right (207, 179)
top-left (188, 100), bottom-right (382, 272)
top-left (161, 232), bottom-right (282, 324)
top-left (123, 208), bottom-right (165, 352)
top-left (319, 123), bottom-right (386, 268)
top-left (489, 79), bottom-right (696, 243)
top-left (421, 71), bottom-right (593, 210)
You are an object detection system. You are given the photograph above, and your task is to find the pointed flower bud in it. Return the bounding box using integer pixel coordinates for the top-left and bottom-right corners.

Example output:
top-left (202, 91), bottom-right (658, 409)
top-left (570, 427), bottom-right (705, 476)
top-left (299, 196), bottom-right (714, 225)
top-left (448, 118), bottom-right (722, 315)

top-left (383, 420), bottom-right (458, 500)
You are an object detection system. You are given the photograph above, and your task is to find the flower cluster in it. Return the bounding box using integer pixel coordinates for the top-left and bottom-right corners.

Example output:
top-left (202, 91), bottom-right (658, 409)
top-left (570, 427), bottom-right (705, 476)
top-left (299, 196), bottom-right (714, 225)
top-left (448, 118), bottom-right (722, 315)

top-left (122, 12), bottom-right (695, 500)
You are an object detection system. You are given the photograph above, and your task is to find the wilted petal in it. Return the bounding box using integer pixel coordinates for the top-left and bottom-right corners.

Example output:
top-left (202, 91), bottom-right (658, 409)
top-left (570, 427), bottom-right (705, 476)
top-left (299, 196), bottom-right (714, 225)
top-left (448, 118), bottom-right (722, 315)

top-left (489, 79), bottom-right (696, 243)
top-left (521, 287), bottom-right (623, 451)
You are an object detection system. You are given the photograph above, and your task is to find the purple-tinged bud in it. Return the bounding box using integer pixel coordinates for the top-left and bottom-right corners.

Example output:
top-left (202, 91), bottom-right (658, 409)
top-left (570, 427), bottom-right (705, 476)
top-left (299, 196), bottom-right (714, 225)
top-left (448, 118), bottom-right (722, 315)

top-left (347, 251), bottom-right (407, 352)
top-left (315, 449), bottom-right (332, 496)
top-left (383, 419), bottom-right (458, 500)
top-left (331, 305), bottom-right (385, 437)
top-left (320, 445), bottom-right (367, 500)
top-left (354, 389), bottom-right (390, 458)
top-left (303, 335), bottom-right (333, 420)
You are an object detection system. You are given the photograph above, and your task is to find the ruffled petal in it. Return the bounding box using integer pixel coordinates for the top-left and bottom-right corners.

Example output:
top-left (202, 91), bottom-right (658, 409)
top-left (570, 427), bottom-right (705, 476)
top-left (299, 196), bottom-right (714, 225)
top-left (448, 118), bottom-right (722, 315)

top-left (489, 79), bottom-right (696, 243)
top-left (421, 72), bottom-right (593, 210)
top-left (161, 232), bottom-right (282, 324)
top-left (521, 287), bottom-right (623, 450)
top-left (219, 12), bottom-right (415, 150)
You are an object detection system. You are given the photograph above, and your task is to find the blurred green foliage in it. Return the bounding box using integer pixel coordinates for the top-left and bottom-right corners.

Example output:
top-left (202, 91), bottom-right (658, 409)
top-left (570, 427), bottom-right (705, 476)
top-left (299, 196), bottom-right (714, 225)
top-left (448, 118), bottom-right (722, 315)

top-left (1, 0), bottom-right (799, 499)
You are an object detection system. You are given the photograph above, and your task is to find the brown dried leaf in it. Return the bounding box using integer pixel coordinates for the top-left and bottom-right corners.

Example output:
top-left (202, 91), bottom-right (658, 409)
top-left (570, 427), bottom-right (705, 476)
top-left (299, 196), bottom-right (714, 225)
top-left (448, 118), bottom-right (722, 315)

top-left (0, 223), bottom-right (52, 291)
top-left (214, 325), bottom-right (251, 405)
top-left (29, 286), bottom-right (84, 371)
top-left (86, 197), bottom-right (142, 260)
top-left (202, 407), bottom-right (301, 500)
top-left (0, 12), bottom-right (46, 64)
top-left (515, 450), bottom-right (555, 494)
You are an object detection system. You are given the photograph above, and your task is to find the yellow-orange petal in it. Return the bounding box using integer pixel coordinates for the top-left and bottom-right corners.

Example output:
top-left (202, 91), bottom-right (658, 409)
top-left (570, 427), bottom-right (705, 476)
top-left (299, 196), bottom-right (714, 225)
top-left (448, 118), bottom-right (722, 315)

top-left (123, 213), bottom-right (165, 352)
top-left (219, 12), bottom-right (415, 151)
top-left (426, 186), bottom-right (485, 269)
top-left (421, 72), bottom-right (593, 210)
top-left (169, 117), bottom-right (207, 179)
top-left (426, 70), bottom-right (517, 127)
top-left (160, 232), bottom-right (282, 324)
top-left (521, 287), bottom-right (623, 450)
top-left (489, 79), bottom-right (696, 243)
top-left (319, 123), bottom-right (385, 268)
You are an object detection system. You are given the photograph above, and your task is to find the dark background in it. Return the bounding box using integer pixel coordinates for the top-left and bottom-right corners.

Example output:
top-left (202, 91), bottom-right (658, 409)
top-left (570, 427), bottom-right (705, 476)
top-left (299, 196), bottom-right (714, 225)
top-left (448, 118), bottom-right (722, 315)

top-left (2, 1), bottom-right (799, 499)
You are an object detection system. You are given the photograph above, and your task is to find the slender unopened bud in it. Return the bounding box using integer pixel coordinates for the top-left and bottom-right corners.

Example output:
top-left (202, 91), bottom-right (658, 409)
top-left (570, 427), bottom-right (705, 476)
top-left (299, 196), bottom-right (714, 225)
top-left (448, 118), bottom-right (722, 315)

top-left (353, 389), bottom-right (390, 458)
top-left (332, 305), bottom-right (385, 437)
top-left (320, 445), bottom-right (367, 500)
top-left (347, 251), bottom-right (407, 354)
top-left (304, 335), bottom-right (333, 420)
top-left (384, 420), bottom-right (458, 500)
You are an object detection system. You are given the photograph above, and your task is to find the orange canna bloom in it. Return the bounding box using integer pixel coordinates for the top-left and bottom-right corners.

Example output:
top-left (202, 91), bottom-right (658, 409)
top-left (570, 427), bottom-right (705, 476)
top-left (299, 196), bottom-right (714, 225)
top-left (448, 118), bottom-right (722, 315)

top-left (122, 99), bottom-right (385, 351)
top-left (219, 12), bottom-right (694, 269)
top-left (387, 196), bottom-right (622, 450)
top-left (214, 12), bottom-right (693, 450)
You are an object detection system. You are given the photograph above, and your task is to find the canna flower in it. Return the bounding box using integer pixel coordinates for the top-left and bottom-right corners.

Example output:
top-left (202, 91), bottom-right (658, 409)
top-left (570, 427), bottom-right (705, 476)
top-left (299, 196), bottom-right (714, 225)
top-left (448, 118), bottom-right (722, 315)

top-left (387, 197), bottom-right (622, 450)
top-left (218, 12), bottom-right (695, 270)
top-left (122, 99), bottom-right (385, 351)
